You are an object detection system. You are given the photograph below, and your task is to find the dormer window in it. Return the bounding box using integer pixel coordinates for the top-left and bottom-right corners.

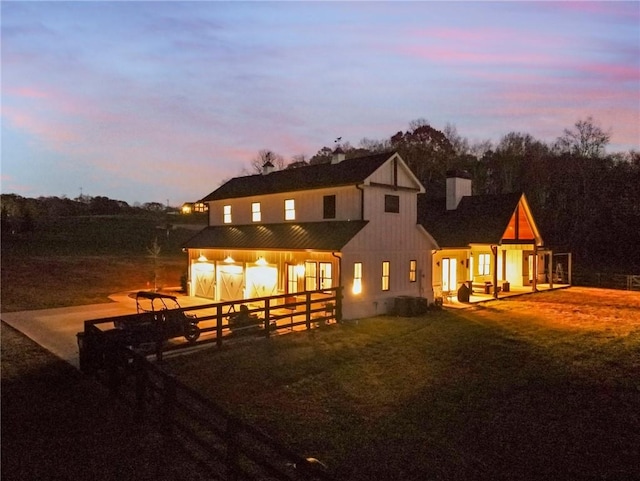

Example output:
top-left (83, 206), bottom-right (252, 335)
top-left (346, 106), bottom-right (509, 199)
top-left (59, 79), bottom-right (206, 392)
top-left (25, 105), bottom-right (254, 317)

top-left (284, 199), bottom-right (295, 220)
top-left (223, 205), bottom-right (232, 224)
top-left (252, 202), bottom-right (261, 222)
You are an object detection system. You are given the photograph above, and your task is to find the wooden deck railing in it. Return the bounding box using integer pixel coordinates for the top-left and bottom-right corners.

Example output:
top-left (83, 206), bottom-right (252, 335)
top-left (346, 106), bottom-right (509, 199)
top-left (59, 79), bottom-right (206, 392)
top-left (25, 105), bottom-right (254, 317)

top-left (78, 288), bottom-right (343, 480)
top-left (81, 287), bottom-right (342, 365)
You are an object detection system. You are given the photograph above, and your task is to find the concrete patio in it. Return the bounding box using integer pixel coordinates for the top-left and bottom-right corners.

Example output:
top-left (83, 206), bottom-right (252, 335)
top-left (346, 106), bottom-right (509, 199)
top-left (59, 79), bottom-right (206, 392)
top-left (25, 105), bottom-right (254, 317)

top-left (443, 283), bottom-right (571, 308)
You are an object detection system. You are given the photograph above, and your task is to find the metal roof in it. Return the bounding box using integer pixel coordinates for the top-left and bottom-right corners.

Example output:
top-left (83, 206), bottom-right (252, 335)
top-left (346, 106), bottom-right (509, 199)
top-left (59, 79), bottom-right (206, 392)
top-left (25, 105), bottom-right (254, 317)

top-left (418, 192), bottom-right (526, 247)
top-left (183, 220), bottom-right (369, 251)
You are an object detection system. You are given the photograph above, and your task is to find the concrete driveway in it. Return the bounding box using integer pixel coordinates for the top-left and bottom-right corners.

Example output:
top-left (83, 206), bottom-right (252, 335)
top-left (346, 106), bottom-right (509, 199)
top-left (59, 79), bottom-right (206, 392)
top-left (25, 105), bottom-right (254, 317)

top-left (1, 294), bottom-right (138, 369)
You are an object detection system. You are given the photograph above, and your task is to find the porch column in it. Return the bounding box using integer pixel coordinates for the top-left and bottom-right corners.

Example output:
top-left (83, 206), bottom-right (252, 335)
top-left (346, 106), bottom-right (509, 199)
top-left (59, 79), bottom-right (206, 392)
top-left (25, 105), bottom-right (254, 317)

top-left (491, 245), bottom-right (499, 299)
top-left (568, 253), bottom-right (572, 285)
top-left (532, 244), bottom-right (538, 292)
top-left (548, 251), bottom-right (553, 289)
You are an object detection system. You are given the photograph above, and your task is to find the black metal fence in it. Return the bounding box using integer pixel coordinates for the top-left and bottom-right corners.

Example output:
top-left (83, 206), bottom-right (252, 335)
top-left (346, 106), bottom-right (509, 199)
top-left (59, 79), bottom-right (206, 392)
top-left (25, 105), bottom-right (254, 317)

top-left (572, 272), bottom-right (640, 291)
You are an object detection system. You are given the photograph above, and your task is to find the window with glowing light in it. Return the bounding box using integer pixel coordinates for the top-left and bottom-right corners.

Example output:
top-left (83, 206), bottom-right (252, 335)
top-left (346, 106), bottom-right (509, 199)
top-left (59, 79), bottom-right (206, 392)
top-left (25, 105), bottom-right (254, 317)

top-left (284, 199), bottom-right (295, 220)
top-left (252, 202), bottom-right (261, 222)
top-left (382, 261), bottom-right (390, 291)
top-left (352, 262), bottom-right (363, 294)
top-left (409, 260), bottom-right (417, 282)
top-left (305, 261), bottom-right (317, 290)
top-left (478, 253), bottom-right (490, 275)
top-left (319, 262), bottom-right (333, 290)
top-left (286, 264), bottom-right (299, 294)
top-left (223, 205), bottom-right (232, 224)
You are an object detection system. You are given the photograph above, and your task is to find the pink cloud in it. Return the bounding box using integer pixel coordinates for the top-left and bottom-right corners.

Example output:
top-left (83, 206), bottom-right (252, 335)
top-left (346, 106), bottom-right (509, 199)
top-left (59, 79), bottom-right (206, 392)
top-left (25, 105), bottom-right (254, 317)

top-left (575, 62), bottom-right (640, 83)
top-left (403, 44), bottom-right (555, 66)
top-left (8, 86), bottom-right (50, 99)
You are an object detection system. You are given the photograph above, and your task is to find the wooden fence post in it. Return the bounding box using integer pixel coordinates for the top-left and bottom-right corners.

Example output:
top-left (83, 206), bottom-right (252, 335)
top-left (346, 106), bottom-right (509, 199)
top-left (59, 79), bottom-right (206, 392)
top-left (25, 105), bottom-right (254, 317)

top-left (105, 343), bottom-right (120, 396)
top-left (305, 292), bottom-right (312, 330)
top-left (155, 315), bottom-right (164, 363)
top-left (163, 374), bottom-right (177, 436)
top-left (264, 299), bottom-right (271, 338)
top-left (134, 354), bottom-right (147, 423)
top-left (216, 305), bottom-right (223, 348)
top-left (226, 417), bottom-right (241, 481)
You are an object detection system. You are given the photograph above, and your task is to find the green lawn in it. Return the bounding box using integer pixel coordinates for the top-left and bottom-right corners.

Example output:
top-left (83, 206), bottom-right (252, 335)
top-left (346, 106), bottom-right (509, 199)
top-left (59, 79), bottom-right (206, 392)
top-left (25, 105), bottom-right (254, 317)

top-left (1, 215), bottom-right (197, 311)
top-left (165, 288), bottom-right (640, 481)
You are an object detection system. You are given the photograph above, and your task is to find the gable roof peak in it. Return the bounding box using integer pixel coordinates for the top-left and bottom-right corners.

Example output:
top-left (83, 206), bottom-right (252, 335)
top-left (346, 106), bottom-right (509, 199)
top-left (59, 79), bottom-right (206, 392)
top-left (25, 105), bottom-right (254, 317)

top-left (201, 150), bottom-right (399, 201)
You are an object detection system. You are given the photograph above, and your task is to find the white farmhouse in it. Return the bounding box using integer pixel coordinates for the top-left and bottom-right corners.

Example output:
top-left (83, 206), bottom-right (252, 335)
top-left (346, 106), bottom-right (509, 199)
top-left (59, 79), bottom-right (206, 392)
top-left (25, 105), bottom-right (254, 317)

top-left (184, 150), bottom-right (436, 320)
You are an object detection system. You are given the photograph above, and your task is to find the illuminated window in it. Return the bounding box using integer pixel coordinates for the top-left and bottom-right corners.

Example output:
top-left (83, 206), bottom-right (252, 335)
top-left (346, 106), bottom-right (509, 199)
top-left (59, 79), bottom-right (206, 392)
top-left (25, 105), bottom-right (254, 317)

top-left (478, 253), bottom-right (490, 275)
top-left (285, 199), bottom-right (295, 220)
top-left (251, 202), bottom-right (261, 222)
top-left (305, 261), bottom-right (317, 290)
top-left (287, 264), bottom-right (299, 294)
top-left (319, 262), bottom-right (332, 290)
top-left (223, 205), bottom-right (232, 224)
top-left (323, 195), bottom-right (336, 219)
top-left (353, 262), bottom-right (363, 294)
top-left (409, 260), bottom-right (417, 282)
top-left (384, 194), bottom-right (399, 213)
top-left (382, 261), bottom-right (390, 291)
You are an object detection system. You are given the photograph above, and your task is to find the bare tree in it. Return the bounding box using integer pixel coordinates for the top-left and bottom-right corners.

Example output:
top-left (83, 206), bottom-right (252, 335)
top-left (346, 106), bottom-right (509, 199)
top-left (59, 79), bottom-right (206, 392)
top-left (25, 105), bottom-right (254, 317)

top-left (147, 237), bottom-right (162, 292)
top-left (555, 117), bottom-right (611, 158)
top-left (250, 149), bottom-right (285, 173)
top-left (286, 154), bottom-right (309, 169)
top-left (443, 123), bottom-right (470, 157)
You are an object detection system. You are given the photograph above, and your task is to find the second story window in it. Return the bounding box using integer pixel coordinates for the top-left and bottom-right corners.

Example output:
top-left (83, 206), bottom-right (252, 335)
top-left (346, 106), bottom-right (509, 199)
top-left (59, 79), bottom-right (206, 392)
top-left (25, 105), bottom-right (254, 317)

top-left (252, 202), bottom-right (261, 222)
top-left (284, 199), bottom-right (296, 220)
top-left (223, 205), bottom-right (232, 224)
top-left (323, 195), bottom-right (336, 219)
top-left (385, 194), bottom-right (399, 213)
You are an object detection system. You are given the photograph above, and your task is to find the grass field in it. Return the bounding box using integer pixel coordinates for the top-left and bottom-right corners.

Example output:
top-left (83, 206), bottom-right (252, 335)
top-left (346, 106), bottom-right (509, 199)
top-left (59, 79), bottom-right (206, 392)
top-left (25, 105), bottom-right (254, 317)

top-left (165, 287), bottom-right (640, 481)
top-left (2, 217), bottom-right (639, 480)
top-left (1, 215), bottom-right (197, 311)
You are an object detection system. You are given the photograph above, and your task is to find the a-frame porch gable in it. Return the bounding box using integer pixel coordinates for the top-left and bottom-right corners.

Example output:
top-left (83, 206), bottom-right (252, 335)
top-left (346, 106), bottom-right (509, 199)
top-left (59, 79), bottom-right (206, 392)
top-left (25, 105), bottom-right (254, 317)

top-left (501, 194), bottom-right (543, 245)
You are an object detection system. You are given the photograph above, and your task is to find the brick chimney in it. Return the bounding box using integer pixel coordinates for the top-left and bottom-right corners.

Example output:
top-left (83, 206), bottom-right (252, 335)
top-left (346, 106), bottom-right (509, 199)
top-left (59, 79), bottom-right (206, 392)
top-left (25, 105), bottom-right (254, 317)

top-left (446, 169), bottom-right (472, 210)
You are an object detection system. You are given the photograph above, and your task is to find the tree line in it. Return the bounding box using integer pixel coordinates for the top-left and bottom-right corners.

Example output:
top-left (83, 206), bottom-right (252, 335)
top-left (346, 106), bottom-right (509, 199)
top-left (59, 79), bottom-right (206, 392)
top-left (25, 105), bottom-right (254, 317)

top-left (0, 194), bottom-right (171, 234)
top-left (253, 117), bottom-right (640, 273)
top-left (3, 117), bottom-right (637, 273)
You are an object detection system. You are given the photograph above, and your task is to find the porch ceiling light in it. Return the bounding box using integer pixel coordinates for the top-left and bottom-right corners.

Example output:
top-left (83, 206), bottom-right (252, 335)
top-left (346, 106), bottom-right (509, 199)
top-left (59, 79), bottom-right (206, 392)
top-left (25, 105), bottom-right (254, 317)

top-left (256, 256), bottom-right (268, 266)
top-left (224, 255), bottom-right (235, 263)
top-left (198, 254), bottom-right (208, 262)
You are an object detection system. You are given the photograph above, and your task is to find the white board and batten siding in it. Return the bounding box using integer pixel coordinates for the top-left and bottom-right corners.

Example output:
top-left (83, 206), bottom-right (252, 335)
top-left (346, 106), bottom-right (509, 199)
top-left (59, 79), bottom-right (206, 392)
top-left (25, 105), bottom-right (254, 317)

top-left (207, 185), bottom-right (362, 225)
top-left (339, 157), bottom-right (435, 320)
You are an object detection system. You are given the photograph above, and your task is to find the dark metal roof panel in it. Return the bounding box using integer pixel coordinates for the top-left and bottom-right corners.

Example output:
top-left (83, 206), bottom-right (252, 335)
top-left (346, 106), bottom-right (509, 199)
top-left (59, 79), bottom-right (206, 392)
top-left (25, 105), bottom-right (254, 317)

top-left (201, 152), bottom-right (395, 201)
top-left (418, 192), bottom-right (523, 247)
top-left (183, 220), bottom-right (369, 251)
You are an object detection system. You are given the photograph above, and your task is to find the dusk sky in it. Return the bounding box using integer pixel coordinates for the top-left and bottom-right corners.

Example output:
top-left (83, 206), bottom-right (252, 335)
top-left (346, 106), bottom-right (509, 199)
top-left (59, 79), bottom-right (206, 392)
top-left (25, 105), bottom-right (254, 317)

top-left (2, 1), bottom-right (639, 206)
